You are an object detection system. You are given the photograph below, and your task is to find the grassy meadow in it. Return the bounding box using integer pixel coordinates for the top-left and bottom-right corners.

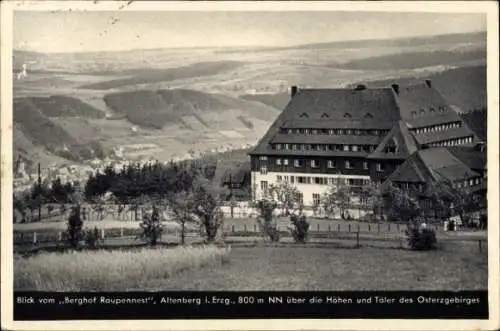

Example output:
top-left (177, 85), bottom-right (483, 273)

top-left (14, 245), bottom-right (231, 291)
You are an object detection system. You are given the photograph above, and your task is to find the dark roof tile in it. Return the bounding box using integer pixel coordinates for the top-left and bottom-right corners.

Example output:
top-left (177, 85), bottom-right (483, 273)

top-left (413, 126), bottom-right (475, 145)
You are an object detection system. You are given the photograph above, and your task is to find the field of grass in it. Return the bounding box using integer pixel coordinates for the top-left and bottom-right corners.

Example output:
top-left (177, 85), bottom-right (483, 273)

top-left (143, 243), bottom-right (487, 291)
top-left (14, 245), bottom-right (231, 291)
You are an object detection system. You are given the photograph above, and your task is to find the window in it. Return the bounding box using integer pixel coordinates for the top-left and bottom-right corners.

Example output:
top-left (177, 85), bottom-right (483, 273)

top-left (376, 163), bottom-right (385, 172)
top-left (301, 144), bottom-right (306, 151)
top-left (346, 129), bottom-right (353, 135)
top-left (329, 129), bottom-right (335, 135)
top-left (290, 176), bottom-right (295, 184)
top-left (312, 193), bottom-right (321, 206)
top-left (283, 159), bottom-right (289, 166)
top-left (312, 129), bottom-right (318, 134)
top-left (294, 159), bottom-right (302, 168)
top-left (311, 160), bottom-right (319, 168)
top-left (259, 156), bottom-right (268, 161)
top-left (292, 144), bottom-right (298, 151)
top-left (344, 113), bottom-right (352, 118)
top-left (338, 129), bottom-right (344, 135)
top-left (352, 145), bottom-right (359, 152)
top-left (260, 165), bottom-right (268, 175)
top-left (277, 175), bottom-right (282, 182)
top-left (276, 144), bottom-right (282, 150)
top-left (260, 181), bottom-right (268, 192)
top-left (297, 192), bottom-right (304, 204)
top-left (300, 113), bottom-right (309, 118)
top-left (284, 144), bottom-right (290, 150)
top-left (345, 160), bottom-right (352, 169)
top-left (355, 129), bottom-right (361, 135)
top-left (363, 161), bottom-right (369, 170)
top-left (284, 176), bottom-right (289, 182)
top-left (411, 111), bottom-right (417, 117)
top-left (287, 129), bottom-right (293, 135)
top-left (298, 176), bottom-right (307, 184)
top-left (304, 129), bottom-right (310, 134)
top-left (276, 159), bottom-right (282, 166)
top-left (327, 160), bottom-right (336, 168)
top-left (343, 145), bottom-right (349, 152)
top-left (365, 113), bottom-right (374, 118)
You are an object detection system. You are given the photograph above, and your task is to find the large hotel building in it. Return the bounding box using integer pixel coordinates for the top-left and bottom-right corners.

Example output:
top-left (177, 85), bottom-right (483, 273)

top-left (248, 81), bottom-right (486, 206)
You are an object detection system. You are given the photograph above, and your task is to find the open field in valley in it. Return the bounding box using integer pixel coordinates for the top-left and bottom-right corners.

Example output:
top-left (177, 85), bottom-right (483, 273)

top-left (14, 241), bottom-right (487, 291)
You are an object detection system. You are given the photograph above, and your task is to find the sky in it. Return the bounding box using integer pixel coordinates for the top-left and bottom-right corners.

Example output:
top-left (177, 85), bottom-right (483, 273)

top-left (14, 11), bottom-right (486, 53)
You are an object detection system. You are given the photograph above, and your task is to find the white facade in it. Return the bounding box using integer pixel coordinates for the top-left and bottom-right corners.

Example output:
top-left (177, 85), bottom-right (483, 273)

top-left (251, 171), bottom-right (370, 206)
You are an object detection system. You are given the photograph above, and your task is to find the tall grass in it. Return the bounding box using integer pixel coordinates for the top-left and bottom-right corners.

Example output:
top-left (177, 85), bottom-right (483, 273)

top-left (14, 245), bottom-right (231, 291)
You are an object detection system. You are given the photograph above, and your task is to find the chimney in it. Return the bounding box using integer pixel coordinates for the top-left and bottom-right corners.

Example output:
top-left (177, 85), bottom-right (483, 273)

top-left (391, 84), bottom-right (400, 94)
top-left (291, 85), bottom-right (298, 98)
top-left (425, 79), bottom-right (432, 88)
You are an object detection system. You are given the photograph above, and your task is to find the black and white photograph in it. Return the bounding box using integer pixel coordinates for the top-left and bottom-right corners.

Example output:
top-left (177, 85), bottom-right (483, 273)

top-left (1, 1), bottom-right (498, 330)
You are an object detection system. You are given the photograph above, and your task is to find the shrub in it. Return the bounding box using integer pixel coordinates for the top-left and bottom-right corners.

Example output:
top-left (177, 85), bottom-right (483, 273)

top-left (84, 227), bottom-right (100, 248)
top-left (66, 205), bottom-right (84, 248)
top-left (289, 214), bottom-right (310, 243)
top-left (255, 199), bottom-right (280, 242)
top-left (139, 206), bottom-right (163, 246)
top-left (404, 225), bottom-right (437, 250)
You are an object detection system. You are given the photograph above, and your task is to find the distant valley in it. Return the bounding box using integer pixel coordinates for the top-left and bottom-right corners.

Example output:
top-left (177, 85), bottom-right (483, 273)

top-left (12, 31), bottom-right (487, 175)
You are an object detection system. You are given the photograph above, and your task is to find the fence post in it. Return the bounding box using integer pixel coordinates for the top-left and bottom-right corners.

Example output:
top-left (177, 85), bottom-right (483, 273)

top-left (254, 224), bottom-right (257, 232)
top-left (33, 231), bottom-right (37, 245)
top-left (244, 224), bottom-right (247, 232)
top-left (101, 228), bottom-right (105, 240)
top-left (368, 224), bottom-right (371, 232)
top-left (356, 231), bottom-right (359, 247)
top-left (231, 224), bottom-right (235, 233)
top-left (58, 231), bottom-right (62, 242)
top-left (317, 223), bottom-right (320, 232)
top-left (388, 223), bottom-right (390, 232)
top-left (120, 228), bottom-right (124, 237)
top-left (348, 224), bottom-right (351, 232)
top-left (377, 223), bottom-right (380, 233)
top-left (328, 224), bottom-right (331, 232)
top-left (337, 224), bottom-right (340, 232)
top-left (478, 240), bottom-right (482, 253)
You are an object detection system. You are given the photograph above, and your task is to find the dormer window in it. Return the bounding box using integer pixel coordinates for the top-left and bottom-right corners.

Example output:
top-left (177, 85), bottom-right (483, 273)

top-left (430, 107), bottom-right (436, 113)
top-left (411, 111), bottom-right (417, 117)
top-left (439, 106), bottom-right (445, 112)
top-left (300, 112), bottom-right (309, 118)
top-left (304, 129), bottom-right (310, 135)
top-left (365, 113), bottom-right (374, 118)
top-left (420, 108), bottom-right (426, 114)
top-left (321, 113), bottom-right (329, 118)
top-left (276, 144), bottom-right (282, 151)
top-left (344, 113), bottom-right (352, 118)
top-left (287, 129), bottom-right (293, 135)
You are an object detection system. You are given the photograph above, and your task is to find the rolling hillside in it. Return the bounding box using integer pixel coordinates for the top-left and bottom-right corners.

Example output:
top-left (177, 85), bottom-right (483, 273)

top-left (13, 97), bottom-right (107, 162)
top-left (103, 88), bottom-right (279, 129)
top-left (330, 49), bottom-right (485, 70)
top-left (79, 61), bottom-right (243, 90)
top-left (358, 65), bottom-right (487, 112)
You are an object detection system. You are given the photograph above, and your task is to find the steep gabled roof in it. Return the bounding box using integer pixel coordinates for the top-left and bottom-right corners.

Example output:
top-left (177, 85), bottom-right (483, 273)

top-left (447, 145), bottom-right (486, 171)
top-left (279, 88), bottom-right (402, 122)
top-left (384, 152), bottom-right (430, 183)
top-left (396, 83), bottom-right (455, 120)
top-left (249, 87), bottom-right (401, 155)
top-left (367, 121), bottom-right (419, 160)
top-left (386, 148), bottom-right (480, 185)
